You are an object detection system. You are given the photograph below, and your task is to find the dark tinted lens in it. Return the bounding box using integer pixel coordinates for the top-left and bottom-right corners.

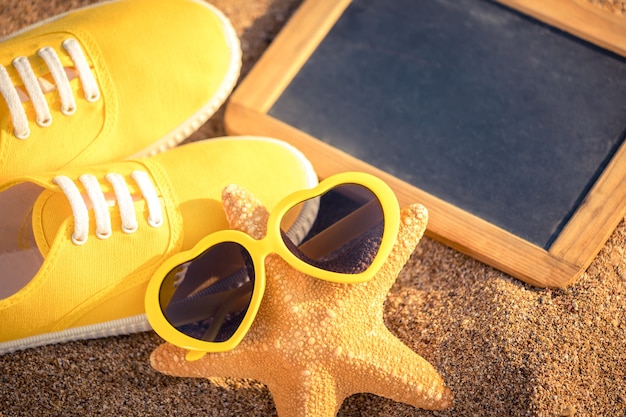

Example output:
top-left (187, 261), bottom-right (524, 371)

top-left (159, 242), bottom-right (254, 343)
top-left (280, 183), bottom-right (384, 274)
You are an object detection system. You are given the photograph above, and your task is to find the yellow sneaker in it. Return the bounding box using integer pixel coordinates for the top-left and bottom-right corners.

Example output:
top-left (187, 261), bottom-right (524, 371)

top-left (0, 136), bottom-right (318, 354)
top-left (0, 0), bottom-right (240, 181)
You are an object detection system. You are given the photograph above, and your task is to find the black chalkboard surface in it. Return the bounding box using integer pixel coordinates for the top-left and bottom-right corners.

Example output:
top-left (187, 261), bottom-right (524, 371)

top-left (269, 0), bottom-right (626, 249)
top-left (225, 0), bottom-right (626, 287)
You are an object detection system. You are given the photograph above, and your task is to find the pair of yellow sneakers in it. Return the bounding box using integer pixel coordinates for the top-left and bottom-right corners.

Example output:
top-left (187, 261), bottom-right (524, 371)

top-left (0, 0), bottom-right (318, 354)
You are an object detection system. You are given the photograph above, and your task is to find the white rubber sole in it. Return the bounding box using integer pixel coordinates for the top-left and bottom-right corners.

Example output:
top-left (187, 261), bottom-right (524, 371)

top-left (0, 314), bottom-right (151, 355)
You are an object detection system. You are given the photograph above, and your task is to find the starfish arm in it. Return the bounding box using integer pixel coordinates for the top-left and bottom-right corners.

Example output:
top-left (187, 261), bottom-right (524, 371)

top-left (152, 342), bottom-right (345, 417)
top-left (266, 367), bottom-right (344, 417)
top-left (357, 203), bottom-right (429, 305)
top-left (340, 325), bottom-right (453, 411)
top-left (221, 184), bottom-right (269, 239)
top-left (150, 342), bottom-right (267, 381)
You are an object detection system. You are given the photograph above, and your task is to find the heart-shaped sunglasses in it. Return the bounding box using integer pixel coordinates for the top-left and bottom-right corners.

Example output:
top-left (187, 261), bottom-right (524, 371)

top-left (145, 172), bottom-right (400, 360)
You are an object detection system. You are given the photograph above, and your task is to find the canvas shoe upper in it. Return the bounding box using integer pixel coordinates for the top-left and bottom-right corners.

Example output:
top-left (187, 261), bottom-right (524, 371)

top-left (0, 0), bottom-right (241, 181)
top-left (0, 136), bottom-right (318, 354)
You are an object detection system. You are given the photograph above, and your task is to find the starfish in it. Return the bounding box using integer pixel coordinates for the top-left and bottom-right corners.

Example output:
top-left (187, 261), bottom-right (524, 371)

top-left (150, 184), bottom-right (453, 416)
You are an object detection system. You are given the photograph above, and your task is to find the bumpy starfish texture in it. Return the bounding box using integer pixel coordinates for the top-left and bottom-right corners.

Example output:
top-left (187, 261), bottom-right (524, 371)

top-left (151, 184), bottom-right (453, 416)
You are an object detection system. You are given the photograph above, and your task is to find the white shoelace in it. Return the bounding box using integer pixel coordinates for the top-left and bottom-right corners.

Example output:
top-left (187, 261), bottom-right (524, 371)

top-left (0, 38), bottom-right (100, 139)
top-left (53, 171), bottom-right (163, 245)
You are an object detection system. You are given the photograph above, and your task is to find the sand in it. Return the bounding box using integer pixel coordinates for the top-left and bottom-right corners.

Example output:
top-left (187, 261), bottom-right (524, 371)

top-left (0, 0), bottom-right (625, 416)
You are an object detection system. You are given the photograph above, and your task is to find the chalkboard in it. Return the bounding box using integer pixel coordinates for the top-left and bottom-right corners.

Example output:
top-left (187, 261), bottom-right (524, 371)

top-left (225, 0), bottom-right (626, 287)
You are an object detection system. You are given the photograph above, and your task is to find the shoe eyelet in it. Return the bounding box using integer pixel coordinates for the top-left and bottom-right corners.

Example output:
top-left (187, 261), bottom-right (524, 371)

top-left (36, 116), bottom-right (52, 127)
top-left (14, 127), bottom-right (30, 140)
top-left (37, 46), bottom-right (52, 57)
top-left (61, 38), bottom-right (75, 49)
top-left (96, 230), bottom-right (112, 240)
top-left (122, 225), bottom-right (138, 234)
top-left (87, 91), bottom-right (100, 102)
top-left (12, 56), bottom-right (27, 66)
top-left (148, 216), bottom-right (163, 228)
top-left (71, 233), bottom-right (87, 245)
top-left (61, 105), bottom-right (76, 116)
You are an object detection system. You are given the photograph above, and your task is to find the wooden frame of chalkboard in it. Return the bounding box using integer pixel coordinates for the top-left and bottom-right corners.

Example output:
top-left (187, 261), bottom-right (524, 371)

top-left (224, 0), bottom-right (626, 288)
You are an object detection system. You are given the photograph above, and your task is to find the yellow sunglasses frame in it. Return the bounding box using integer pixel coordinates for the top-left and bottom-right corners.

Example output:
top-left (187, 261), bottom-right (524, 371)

top-left (145, 172), bottom-right (400, 360)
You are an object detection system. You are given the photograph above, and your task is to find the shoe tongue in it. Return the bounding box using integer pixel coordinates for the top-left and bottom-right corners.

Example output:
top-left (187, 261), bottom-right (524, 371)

top-left (31, 188), bottom-right (73, 258)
